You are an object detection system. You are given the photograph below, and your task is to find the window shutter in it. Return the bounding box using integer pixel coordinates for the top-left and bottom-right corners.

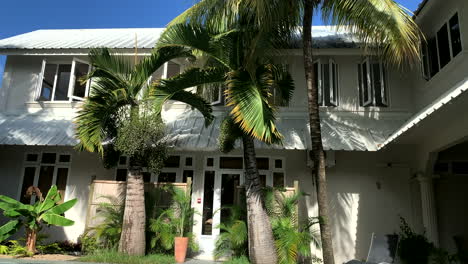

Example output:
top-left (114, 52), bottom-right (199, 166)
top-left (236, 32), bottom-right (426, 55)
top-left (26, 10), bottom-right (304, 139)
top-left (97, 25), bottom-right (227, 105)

top-left (35, 59), bottom-right (47, 101)
top-left (313, 60), bottom-right (322, 106)
top-left (329, 59), bottom-right (338, 106)
top-left (380, 62), bottom-right (388, 106)
top-left (359, 58), bottom-right (373, 107)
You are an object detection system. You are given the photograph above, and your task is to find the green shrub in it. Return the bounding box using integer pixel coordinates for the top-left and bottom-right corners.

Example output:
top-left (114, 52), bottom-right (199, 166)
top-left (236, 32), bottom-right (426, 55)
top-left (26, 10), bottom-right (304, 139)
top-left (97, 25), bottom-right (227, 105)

top-left (79, 234), bottom-right (99, 254)
top-left (214, 205), bottom-right (248, 260)
top-left (264, 188), bottom-right (321, 264)
top-left (36, 242), bottom-right (63, 254)
top-left (87, 196), bottom-right (124, 250)
top-left (0, 244), bottom-right (8, 255)
top-left (397, 216), bottom-right (434, 264)
top-left (7, 240), bottom-right (33, 257)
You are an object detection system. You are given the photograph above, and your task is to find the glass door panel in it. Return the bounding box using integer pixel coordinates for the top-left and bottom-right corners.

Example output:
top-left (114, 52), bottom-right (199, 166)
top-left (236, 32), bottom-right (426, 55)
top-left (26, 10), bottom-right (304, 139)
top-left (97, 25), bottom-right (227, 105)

top-left (220, 173), bottom-right (241, 224)
top-left (202, 171), bottom-right (215, 235)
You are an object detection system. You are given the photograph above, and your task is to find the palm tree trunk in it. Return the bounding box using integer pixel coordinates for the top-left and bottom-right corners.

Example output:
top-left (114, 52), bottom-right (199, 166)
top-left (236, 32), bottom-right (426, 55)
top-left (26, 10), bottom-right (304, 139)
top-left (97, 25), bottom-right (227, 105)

top-left (118, 166), bottom-right (146, 255)
top-left (303, 1), bottom-right (335, 264)
top-left (242, 135), bottom-right (278, 264)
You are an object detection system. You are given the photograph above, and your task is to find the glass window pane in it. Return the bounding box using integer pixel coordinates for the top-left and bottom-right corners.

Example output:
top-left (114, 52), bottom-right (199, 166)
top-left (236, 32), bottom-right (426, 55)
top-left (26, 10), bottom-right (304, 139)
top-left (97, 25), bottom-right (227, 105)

top-left (56, 168), bottom-right (68, 203)
top-left (437, 24), bottom-right (451, 68)
top-left (452, 162), bottom-right (468, 174)
top-left (207, 158), bottom-right (214, 167)
top-left (116, 169), bottom-right (127, 181)
top-left (259, 174), bottom-right (266, 188)
top-left (202, 171), bottom-right (215, 235)
top-left (59, 154), bottom-right (71, 163)
top-left (428, 37), bottom-right (439, 77)
top-left (53, 64), bottom-right (72, 101)
top-left (38, 166), bottom-right (54, 195)
top-left (331, 63), bottom-right (338, 106)
top-left (41, 153), bottom-right (56, 164)
top-left (39, 64), bottom-right (57, 101)
top-left (166, 62), bottom-right (180, 78)
top-left (26, 154), bottom-right (38, 162)
top-left (20, 167), bottom-right (36, 204)
top-left (164, 156), bottom-right (180, 168)
top-left (273, 172), bottom-right (285, 188)
top-left (185, 157), bottom-right (193, 167)
top-left (73, 62), bottom-right (89, 98)
top-left (275, 159), bottom-right (283, 169)
top-left (143, 172), bottom-right (151, 183)
top-left (118, 156), bottom-right (127, 166)
top-left (183, 170), bottom-right (193, 183)
top-left (220, 157), bottom-right (243, 169)
top-left (256, 158), bottom-right (269, 170)
top-left (221, 174), bottom-right (241, 223)
top-left (158, 172), bottom-right (176, 183)
top-left (450, 13), bottom-right (462, 57)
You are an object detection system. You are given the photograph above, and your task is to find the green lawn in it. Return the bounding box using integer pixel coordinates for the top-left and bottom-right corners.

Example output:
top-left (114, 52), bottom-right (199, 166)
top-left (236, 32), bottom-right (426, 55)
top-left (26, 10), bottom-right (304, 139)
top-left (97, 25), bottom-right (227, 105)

top-left (77, 251), bottom-right (174, 264)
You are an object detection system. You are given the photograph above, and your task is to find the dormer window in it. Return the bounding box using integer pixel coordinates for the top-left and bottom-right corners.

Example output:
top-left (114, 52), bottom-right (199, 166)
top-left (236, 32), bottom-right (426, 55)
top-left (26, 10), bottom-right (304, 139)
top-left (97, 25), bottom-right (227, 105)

top-left (36, 58), bottom-right (91, 102)
top-left (314, 59), bottom-right (339, 107)
top-left (358, 58), bottom-right (388, 107)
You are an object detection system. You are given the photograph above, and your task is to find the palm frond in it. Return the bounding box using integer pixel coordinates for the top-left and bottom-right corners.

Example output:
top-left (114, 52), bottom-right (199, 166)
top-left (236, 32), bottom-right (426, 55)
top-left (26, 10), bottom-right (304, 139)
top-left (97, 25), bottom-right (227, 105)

top-left (226, 69), bottom-right (283, 144)
top-left (157, 24), bottom-right (238, 69)
top-left (322, 0), bottom-right (423, 66)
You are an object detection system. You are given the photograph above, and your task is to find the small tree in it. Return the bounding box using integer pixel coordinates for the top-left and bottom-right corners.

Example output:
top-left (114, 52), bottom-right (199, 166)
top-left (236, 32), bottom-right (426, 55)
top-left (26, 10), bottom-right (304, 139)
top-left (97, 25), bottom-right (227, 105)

top-left (75, 47), bottom-right (206, 255)
top-left (0, 185), bottom-right (77, 253)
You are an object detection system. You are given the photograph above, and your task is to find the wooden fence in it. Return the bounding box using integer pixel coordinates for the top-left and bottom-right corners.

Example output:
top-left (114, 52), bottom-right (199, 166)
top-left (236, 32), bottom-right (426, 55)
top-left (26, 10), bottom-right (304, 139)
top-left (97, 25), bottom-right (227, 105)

top-left (84, 178), bottom-right (191, 230)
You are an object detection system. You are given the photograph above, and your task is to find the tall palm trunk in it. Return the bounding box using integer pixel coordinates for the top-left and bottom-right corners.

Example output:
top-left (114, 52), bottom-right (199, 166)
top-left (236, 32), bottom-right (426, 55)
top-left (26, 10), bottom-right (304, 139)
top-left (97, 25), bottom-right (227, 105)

top-left (303, 1), bottom-right (335, 263)
top-left (242, 135), bottom-right (278, 264)
top-left (118, 165), bottom-right (146, 255)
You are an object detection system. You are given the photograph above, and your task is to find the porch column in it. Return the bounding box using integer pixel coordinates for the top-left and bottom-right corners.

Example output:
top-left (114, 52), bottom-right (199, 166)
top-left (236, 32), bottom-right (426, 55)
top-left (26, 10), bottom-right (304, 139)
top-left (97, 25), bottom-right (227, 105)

top-left (417, 173), bottom-right (439, 246)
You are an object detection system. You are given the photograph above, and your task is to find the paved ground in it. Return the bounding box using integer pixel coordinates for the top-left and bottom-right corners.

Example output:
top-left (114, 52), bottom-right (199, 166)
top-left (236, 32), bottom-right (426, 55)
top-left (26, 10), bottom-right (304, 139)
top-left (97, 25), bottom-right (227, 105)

top-left (0, 258), bottom-right (219, 264)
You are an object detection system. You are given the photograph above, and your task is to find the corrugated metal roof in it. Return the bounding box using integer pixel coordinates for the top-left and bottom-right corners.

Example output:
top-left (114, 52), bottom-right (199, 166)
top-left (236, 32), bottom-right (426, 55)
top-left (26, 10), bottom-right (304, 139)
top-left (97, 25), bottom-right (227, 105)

top-left (378, 76), bottom-right (468, 149)
top-left (0, 28), bottom-right (165, 50)
top-left (0, 26), bottom-right (358, 51)
top-left (0, 114), bottom-right (77, 146)
top-left (0, 112), bottom-right (404, 151)
top-left (163, 112), bottom-right (404, 151)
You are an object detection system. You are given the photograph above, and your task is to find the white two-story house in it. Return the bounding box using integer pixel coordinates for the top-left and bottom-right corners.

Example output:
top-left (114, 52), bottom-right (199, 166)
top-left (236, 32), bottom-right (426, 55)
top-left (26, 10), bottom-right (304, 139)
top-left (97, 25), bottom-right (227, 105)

top-left (0, 0), bottom-right (467, 262)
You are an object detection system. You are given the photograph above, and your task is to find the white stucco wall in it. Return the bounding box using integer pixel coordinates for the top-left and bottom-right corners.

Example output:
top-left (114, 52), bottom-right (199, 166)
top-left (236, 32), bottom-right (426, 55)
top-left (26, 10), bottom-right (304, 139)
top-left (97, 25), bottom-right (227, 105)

top-left (0, 145), bottom-right (423, 263)
top-left (412, 0), bottom-right (468, 110)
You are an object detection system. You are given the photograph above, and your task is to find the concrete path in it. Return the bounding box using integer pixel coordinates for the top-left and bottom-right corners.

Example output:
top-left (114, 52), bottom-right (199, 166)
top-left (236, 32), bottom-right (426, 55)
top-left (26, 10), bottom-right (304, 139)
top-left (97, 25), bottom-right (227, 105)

top-left (0, 258), bottom-right (219, 264)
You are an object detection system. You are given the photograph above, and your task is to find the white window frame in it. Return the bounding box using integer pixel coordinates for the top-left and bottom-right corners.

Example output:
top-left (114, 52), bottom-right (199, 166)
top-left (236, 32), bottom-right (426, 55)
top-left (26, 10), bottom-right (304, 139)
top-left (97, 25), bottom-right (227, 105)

top-left (314, 58), bottom-right (339, 107)
top-left (67, 57), bottom-right (91, 101)
top-left (36, 58), bottom-right (91, 102)
top-left (421, 11), bottom-right (463, 80)
top-left (114, 155), bottom-right (194, 183)
top-left (358, 58), bottom-right (388, 107)
top-left (18, 152), bottom-right (71, 204)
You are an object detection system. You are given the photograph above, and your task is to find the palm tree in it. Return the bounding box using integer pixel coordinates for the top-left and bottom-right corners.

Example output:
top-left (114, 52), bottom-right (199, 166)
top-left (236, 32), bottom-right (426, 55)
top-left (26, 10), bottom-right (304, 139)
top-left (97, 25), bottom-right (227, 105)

top-left (169, 1), bottom-right (422, 263)
top-left (152, 24), bottom-right (295, 263)
top-left (75, 46), bottom-right (206, 255)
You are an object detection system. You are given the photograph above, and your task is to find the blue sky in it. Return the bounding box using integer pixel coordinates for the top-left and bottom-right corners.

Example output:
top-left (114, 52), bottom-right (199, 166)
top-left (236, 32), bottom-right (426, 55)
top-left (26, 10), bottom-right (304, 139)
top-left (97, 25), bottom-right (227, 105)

top-left (0, 0), bottom-right (422, 87)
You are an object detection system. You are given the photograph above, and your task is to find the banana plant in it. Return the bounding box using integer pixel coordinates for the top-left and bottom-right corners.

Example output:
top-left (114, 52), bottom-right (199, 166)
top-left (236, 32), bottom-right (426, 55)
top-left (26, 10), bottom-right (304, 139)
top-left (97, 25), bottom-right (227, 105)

top-left (0, 185), bottom-right (77, 253)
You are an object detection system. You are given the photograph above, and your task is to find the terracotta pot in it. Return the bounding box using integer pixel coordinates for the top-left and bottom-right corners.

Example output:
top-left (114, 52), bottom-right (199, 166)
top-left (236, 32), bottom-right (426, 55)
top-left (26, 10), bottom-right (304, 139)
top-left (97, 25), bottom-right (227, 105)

top-left (174, 237), bottom-right (189, 263)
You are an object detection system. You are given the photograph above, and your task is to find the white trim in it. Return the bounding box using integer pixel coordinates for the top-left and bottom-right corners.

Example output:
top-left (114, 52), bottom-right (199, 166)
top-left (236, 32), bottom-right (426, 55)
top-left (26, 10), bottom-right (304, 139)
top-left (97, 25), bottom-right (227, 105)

top-left (35, 59), bottom-right (47, 101)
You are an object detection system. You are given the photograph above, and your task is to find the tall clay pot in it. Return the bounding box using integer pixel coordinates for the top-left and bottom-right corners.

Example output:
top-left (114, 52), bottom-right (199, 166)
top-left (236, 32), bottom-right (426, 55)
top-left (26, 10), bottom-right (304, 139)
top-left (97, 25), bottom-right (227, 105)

top-left (174, 237), bottom-right (189, 263)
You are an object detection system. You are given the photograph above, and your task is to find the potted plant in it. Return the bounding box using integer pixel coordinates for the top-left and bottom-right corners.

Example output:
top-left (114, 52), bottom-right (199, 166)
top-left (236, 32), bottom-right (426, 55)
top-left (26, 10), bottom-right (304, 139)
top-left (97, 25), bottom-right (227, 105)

top-left (149, 185), bottom-right (196, 263)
